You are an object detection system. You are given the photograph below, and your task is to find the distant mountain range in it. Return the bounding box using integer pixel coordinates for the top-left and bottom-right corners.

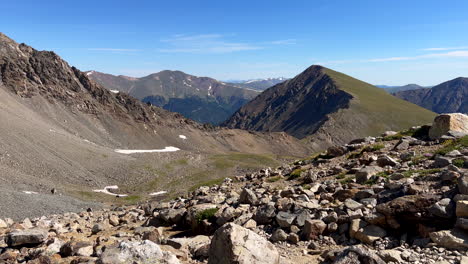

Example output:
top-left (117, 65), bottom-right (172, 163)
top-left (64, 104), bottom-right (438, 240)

top-left (377, 84), bottom-right (430, 93)
top-left (393, 77), bottom-right (468, 114)
top-left (226, 77), bottom-right (288, 91)
top-left (86, 71), bottom-right (259, 124)
top-left (223, 65), bottom-right (435, 149)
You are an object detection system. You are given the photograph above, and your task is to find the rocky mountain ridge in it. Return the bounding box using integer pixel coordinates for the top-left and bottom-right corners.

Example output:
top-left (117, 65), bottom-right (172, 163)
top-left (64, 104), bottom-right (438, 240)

top-left (1, 114), bottom-right (467, 263)
top-left (86, 70), bottom-right (258, 124)
top-left (394, 77), bottom-right (468, 114)
top-left (377, 84), bottom-right (427, 93)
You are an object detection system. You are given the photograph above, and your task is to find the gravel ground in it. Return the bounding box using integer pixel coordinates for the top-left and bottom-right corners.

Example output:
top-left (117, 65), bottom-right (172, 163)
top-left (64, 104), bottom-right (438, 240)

top-left (0, 185), bottom-right (101, 221)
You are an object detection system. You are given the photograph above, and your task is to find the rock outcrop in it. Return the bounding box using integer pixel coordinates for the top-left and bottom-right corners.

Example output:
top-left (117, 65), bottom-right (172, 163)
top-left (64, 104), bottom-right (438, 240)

top-left (429, 113), bottom-right (468, 139)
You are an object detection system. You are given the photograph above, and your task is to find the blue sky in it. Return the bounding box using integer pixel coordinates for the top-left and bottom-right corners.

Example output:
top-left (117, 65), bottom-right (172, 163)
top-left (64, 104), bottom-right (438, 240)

top-left (2, 0), bottom-right (468, 85)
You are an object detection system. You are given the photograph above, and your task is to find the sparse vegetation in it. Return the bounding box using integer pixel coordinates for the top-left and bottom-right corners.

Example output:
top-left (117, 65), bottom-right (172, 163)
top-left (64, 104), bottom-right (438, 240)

top-left (289, 168), bottom-right (305, 180)
top-left (434, 136), bottom-right (468, 156)
top-left (195, 208), bottom-right (218, 224)
top-left (376, 171), bottom-right (391, 179)
top-left (189, 178), bottom-right (226, 192)
top-left (339, 176), bottom-right (355, 185)
top-left (335, 172), bottom-right (347, 179)
top-left (124, 195), bottom-right (141, 203)
top-left (347, 151), bottom-right (363, 159)
top-left (402, 168), bottom-right (442, 178)
top-left (267, 176), bottom-right (282, 182)
top-left (346, 143), bottom-right (384, 159)
top-left (453, 158), bottom-right (465, 168)
top-left (409, 155), bottom-right (426, 166)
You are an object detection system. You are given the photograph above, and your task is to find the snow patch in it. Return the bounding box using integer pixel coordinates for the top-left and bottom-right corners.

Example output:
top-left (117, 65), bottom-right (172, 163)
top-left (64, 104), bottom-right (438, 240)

top-left (93, 185), bottom-right (128, 197)
top-left (110, 90), bottom-right (119, 94)
top-left (22, 191), bottom-right (38, 195)
top-left (115, 146), bottom-right (180, 154)
top-left (86, 71), bottom-right (94, 76)
top-left (149, 191), bottom-right (167, 196)
top-left (83, 139), bottom-right (96, 145)
top-left (179, 135), bottom-right (187, 140)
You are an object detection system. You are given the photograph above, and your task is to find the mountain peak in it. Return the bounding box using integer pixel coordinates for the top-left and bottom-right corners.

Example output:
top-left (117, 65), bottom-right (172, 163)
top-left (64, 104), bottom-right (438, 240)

top-left (224, 65), bottom-right (435, 147)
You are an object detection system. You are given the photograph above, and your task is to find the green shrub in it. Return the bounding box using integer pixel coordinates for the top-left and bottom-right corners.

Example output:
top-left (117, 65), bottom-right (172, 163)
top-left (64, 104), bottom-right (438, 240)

top-left (403, 168), bottom-right (441, 178)
top-left (453, 159), bottom-right (465, 168)
top-left (347, 151), bottom-right (362, 159)
top-left (335, 172), bottom-right (347, 179)
top-left (267, 176), bottom-right (282, 182)
top-left (434, 136), bottom-right (468, 156)
top-left (339, 176), bottom-right (355, 185)
top-left (370, 144), bottom-right (385, 151)
top-left (195, 208), bottom-right (218, 224)
top-left (383, 134), bottom-right (403, 141)
top-left (409, 155), bottom-right (426, 166)
top-left (289, 168), bottom-right (305, 180)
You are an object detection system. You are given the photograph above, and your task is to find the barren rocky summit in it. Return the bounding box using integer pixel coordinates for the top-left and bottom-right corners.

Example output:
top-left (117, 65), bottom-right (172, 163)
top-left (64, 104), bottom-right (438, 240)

top-left (1, 113), bottom-right (467, 263)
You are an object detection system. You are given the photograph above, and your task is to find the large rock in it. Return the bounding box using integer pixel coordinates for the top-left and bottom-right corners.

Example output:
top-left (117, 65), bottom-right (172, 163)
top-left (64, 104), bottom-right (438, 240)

top-left (430, 229), bottom-right (468, 250)
top-left (275, 211), bottom-right (296, 228)
top-left (458, 175), bottom-right (468, 195)
top-left (98, 240), bottom-right (180, 264)
top-left (355, 166), bottom-right (383, 184)
top-left (302, 219), bottom-right (326, 240)
top-left (254, 204), bottom-right (276, 224)
top-left (6, 229), bottom-right (48, 247)
top-left (329, 245), bottom-right (385, 264)
top-left (239, 188), bottom-right (258, 205)
top-left (456, 200), bottom-right (468, 217)
top-left (376, 194), bottom-right (441, 230)
top-left (60, 241), bottom-right (94, 257)
top-left (429, 113), bottom-right (468, 140)
top-left (376, 155), bottom-right (399, 167)
top-left (354, 225), bottom-right (387, 244)
top-left (208, 223), bottom-right (280, 264)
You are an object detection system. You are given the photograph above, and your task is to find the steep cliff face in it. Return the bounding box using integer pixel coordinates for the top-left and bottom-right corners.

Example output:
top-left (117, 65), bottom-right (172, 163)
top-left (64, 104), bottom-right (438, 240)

top-left (394, 77), bottom-right (468, 114)
top-left (224, 65), bottom-right (436, 147)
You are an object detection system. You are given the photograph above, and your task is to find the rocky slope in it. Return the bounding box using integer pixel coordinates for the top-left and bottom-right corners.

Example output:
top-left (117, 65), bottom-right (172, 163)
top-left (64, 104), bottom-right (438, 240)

top-left (87, 70), bottom-right (259, 124)
top-left (1, 114), bottom-right (467, 263)
top-left (0, 32), bottom-right (315, 220)
top-left (223, 65), bottom-right (436, 149)
top-left (394, 77), bottom-right (468, 114)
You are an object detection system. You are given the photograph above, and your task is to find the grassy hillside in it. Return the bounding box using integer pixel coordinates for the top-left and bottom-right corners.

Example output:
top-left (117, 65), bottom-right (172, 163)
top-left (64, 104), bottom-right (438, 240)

top-left (323, 67), bottom-right (436, 136)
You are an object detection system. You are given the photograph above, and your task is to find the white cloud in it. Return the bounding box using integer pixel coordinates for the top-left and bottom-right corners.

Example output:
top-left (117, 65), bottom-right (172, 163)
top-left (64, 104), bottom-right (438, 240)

top-left (87, 48), bottom-right (140, 52)
top-left (368, 50), bottom-right (468, 62)
top-left (320, 50), bottom-right (468, 65)
top-left (366, 56), bottom-right (413, 62)
top-left (270, 39), bottom-right (297, 45)
top-left (158, 34), bottom-right (262, 54)
top-left (423, 46), bottom-right (468, 51)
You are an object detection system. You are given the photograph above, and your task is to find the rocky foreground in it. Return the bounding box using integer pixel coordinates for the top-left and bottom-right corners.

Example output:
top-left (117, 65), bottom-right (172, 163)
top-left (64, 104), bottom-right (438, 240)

top-left (1, 113), bottom-right (468, 264)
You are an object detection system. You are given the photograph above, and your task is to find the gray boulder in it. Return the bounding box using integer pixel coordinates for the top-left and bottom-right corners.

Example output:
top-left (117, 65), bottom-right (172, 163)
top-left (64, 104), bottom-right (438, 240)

top-left (6, 229), bottom-right (48, 247)
top-left (355, 166), bottom-right (383, 184)
top-left (98, 240), bottom-right (180, 264)
top-left (208, 223), bottom-right (280, 264)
